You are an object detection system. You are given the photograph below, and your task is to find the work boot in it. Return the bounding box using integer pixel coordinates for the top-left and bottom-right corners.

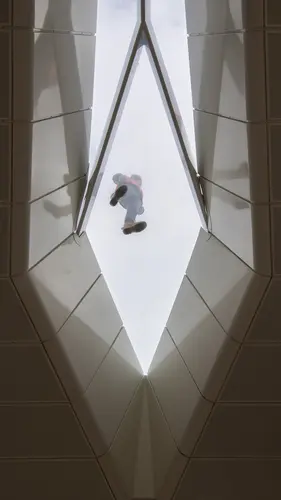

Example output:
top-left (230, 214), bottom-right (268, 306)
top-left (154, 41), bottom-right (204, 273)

top-left (122, 221), bottom-right (147, 235)
top-left (110, 185), bottom-right (128, 206)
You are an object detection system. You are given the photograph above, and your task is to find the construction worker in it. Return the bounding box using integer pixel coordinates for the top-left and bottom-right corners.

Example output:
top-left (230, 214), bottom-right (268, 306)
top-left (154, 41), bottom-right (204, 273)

top-left (110, 173), bottom-right (147, 235)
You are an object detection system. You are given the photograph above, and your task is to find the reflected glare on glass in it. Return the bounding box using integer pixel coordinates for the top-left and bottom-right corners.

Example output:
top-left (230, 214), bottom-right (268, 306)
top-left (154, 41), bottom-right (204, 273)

top-left (87, 46), bottom-right (201, 373)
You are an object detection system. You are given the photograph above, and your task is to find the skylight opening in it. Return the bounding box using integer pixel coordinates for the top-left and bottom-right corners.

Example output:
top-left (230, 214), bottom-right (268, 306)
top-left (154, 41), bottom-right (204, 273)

top-left (86, 22), bottom-right (202, 374)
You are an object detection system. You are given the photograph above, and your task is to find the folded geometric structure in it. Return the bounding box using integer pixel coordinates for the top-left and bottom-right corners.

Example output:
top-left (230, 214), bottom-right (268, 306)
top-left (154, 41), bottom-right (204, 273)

top-left (1, 0), bottom-right (281, 498)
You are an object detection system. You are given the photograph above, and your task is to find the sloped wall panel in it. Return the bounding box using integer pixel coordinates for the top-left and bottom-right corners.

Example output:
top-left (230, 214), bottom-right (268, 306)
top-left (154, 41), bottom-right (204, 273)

top-left (14, 234), bottom-right (100, 340)
top-left (100, 379), bottom-right (187, 500)
top-left (13, 111), bottom-right (91, 202)
top-left (175, 459), bottom-right (281, 500)
top-left (148, 228), bottom-right (269, 461)
top-left (13, 0), bottom-right (96, 33)
top-left (200, 180), bottom-right (271, 274)
top-left (0, 123), bottom-right (11, 203)
top-left (187, 229), bottom-right (269, 340)
top-left (74, 328), bottom-right (142, 457)
top-left (167, 275), bottom-right (239, 401)
top-left (194, 111), bottom-right (268, 203)
top-left (246, 278), bottom-right (281, 342)
top-left (148, 329), bottom-right (212, 456)
top-left (0, 460), bottom-right (115, 500)
top-left (185, 0), bottom-right (263, 34)
top-left (174, 2), bottom-right (281, 498)
top-left (45, 275), bottom-right (123, 399)
top-left (0, 1), bottom-right (117, 498)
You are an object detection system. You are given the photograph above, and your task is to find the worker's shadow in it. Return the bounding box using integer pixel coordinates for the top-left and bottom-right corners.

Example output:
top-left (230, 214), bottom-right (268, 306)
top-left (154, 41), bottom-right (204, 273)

top-left (214, 161), bottom-right (249, 182)
top-left (44, 201), bottom-right (72, 219)
top-left (44, 175), bottom-right (73, 219)
top-left (34, 0), bottom-right (91, 224)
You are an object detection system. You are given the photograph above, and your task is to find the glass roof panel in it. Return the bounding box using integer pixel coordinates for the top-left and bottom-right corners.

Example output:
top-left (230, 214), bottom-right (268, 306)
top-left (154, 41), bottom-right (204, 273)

top-left (87, 45), bottom-right (201, 373)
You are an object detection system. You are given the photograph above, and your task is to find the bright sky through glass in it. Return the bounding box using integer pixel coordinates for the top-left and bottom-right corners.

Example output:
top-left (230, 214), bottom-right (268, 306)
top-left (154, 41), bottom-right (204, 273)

top-left (87, 0), bottom-right (201, 373)
top-left (89, 0), bottom-right (137, 166)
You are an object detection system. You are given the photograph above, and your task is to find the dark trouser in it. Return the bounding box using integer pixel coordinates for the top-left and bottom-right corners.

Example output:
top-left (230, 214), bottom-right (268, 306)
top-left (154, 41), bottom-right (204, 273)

top-left (120, 185), bottom-right (142, 224)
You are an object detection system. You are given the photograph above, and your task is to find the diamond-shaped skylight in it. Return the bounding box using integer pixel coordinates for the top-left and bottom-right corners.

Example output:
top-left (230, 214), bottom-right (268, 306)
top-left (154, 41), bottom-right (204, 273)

top-left (81, 0), bottom-right (206, 373)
